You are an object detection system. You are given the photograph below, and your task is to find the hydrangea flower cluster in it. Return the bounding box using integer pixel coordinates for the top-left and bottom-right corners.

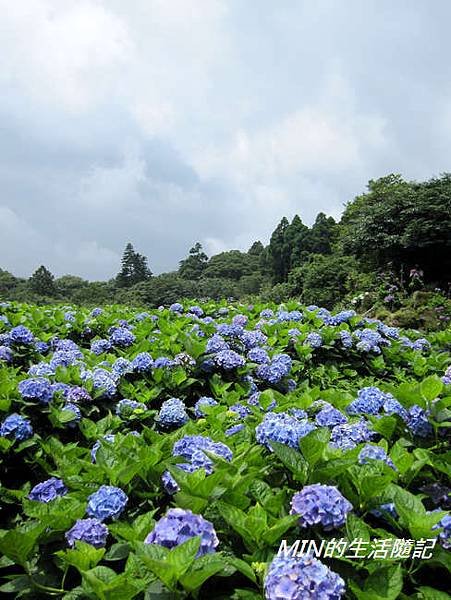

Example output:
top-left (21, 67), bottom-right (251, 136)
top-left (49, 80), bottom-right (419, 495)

top-left (172, 435), bottom-right (233, 472)
top-left (206, 334), bottom-right (229, 353)
top-left (264, 554), bottom-right (345, 600)
top-left (256, 354), bottom-right (292, 384)
top-left (347, 387), bottom-right (396, 417)
top-left (354, 328), bottom-right (386, 353)
top-left (169, 303), bottom-right (183, 313)
top-left (145, 508), bottom-right (219, 557)
top-left (0, 413), bottom-right (33, 441)
top-left (225, 423), bottom-right (245, 436)
top-left (0, 346), bottom-right (13, 362)
top-left (358, 444), bottom-right (395, 469)
top-left (290, 484), bottom-right (352, 530)
top-left (91, 339), bottom-right (112, 355)
top-left (305, 332), bottom-right (323, 348)
top-left (109, 327), bottom-right (135, 348)
top-left (315, 405), bottom-right (348, 428)
top-left (256, 412), bottom-right (315, 450)
top-left (407, 405), bottom-right (433, 437)
top-left (247, 347), bottom-right (270, 364)
top-left (88, 369), bottom-right (117, 399)
top-left (330, 419), bottom-right (374, 451)
top-left (112, 357), bottom-right (133, 377)
top-left (339, 330), bottom-right (353, 348)
top-left (28, 477), bottom-right (67, 502)
top-left (194, 396), bottom-right (218, 418)
top-left (86, 485), bottom-right (128, 521)
top-left (188, 305), bottom-right (204, 317)
top-left (66, 518), bottom-right (108, 548)
top-left (67, 386), bottom-right (92, 404)
top-left (132, 352), bottom-right (153, 372)
top-left (18, 377), bottom-right (53, 404)
top-left (214, 349), bottom-right (245, 370)
top-left (241, 330), bottom-right (268, 350)
top-left (157, 398), bottom-right (189, 428)
top-left (433, 513), bottom-right (451, 549)
top-left (9, 325), bottom-right (34, 345)
top-left (442, 366), bottom-right (451, 386)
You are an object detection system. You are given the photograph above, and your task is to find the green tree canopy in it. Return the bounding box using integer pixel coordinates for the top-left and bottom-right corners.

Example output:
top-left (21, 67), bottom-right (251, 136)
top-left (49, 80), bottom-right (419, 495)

top-left (178, 242), bottom-right (208, 280)
top-left (28, 265), bottom-right (56, 296)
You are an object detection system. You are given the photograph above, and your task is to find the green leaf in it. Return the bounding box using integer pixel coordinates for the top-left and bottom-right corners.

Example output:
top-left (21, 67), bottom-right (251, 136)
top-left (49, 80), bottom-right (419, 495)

top-left (346, 513), bottom-right (370, 543)
top-left (299, 428), bottom-right (330, 468)
top-left (56, 542), bottom-right (106, 572)
top-left (417, 587), bottom-right (451, 600)
top-left (166, 536), bottom-right (200, 577)
top-left (0, 522), bottom-right (44, 566)
top-left (420, 376), bottom-right (443, 402)
top-left (269, 441), bottom-right (308, 483)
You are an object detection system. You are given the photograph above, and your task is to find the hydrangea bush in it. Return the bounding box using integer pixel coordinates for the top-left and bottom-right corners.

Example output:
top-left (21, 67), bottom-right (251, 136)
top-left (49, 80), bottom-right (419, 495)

top-left (0, 299), bottom-right (449, 598)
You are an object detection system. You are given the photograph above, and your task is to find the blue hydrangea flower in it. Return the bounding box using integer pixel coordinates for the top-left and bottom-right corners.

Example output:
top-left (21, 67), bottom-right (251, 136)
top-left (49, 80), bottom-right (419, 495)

top-left (90, 369), bottom-right (117, 399)
top-left (354, 328), bottom-right (385, 353)
top-left (339, 330), bottom-right (353, 348)
top-left (225, 424), bottom-right (245, 436)
top-left (442, 366), bottom-right (451, 386)
top-left (188, 305), bottom-right (204, 317)
top-left (145, 508), bottom-right (218, 557)
top-left (172, 435), bottom-right (233, 472)
top-left (248, 347), bottom-right (270, 364)
top-left (0, 413), bottom-right (33, 441)
top-left (289, 408), bottom-right (308, 420)
top-left (91, 339), bottom-right (112, 355)
top-left (67, 386), bottom-right (92, 404)
top-left (256, 412), bottom-right (315, 451)
top-left (378, 323), bottom-right (400, 339)
top-left (358, 444), bottom-right (395, 469)
top-left (229, 403), bottom-right (252, 419)
top-left (407, 405), bottom-right (433, 437)
top-left (116, 398), bottom-right (145, 417)
top-left (132, 352), bottom-right (153, 372)
top-left (206, 334), bottom-right (229, 353)
top-left (290, 484), bottom-right (352, 530)
top-left (241, 330), bottom-right (268, 350)
top-left (173, 352), bottom-right (196, 368)
top-left (264, 554), bottom-right (345, 600)
top-left (433, 513), bottom-right (451, 549)
top-left (66, 518), bottom-right (108, 548)
top-left (9, 325), bottom-right (34, 345)
top-left (157, 398), bottom-right (189, 428)
top-left (35, 341), bottom-right (49, 354)
top-left (18, 377), bottom-right (53, 404)
top-left (305, 332), bottom-right (323, 348)
top-left (111, 357), bottom-right (133, 378)
top-left (256, 353), bottom-right (292, 384)
top-left (29, 477), bottom-right (67, 502)
top-left (0, 346), bottom-right (13, 362)
top-left (382, 397), bottom-right (409, 421)
top-left (153, 356), bottom-right (174, 368)
top-left (50, 349), bottom-right (83, 369)
top-left (86, 485), bottom-right (128, 521)
top-left (28, 362), bottom-right (55, 377)
top-left (346, 387), bottom-right (387, 416)
top-left (330, 420), bottom-right (374, 451)
top-left (214, 349), bottom-right (245, 370)
top-left (91, 434), bottom-right (115, 462)
top-left (90, 308), bottom-right (103, 317)
top-left (194, 396), bottom-right (218, 418)
top-left (411, 338), bottom-right (431, 352)
top-left (315, 406), bottom-right (348, 428)
top-left (109, 327), bottom-right (135, 348)
top-left (169, 303), bottom-right (183, 312)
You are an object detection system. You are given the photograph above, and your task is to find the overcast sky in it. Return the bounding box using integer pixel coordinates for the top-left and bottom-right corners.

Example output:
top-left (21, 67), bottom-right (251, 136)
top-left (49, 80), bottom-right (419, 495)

top-left (1, 0), bottom-right (451, 280)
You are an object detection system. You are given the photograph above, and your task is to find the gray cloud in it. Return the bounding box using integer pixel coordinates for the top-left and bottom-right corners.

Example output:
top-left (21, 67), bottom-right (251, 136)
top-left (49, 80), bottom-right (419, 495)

top-left (1, 0), bottom-right (450, 279)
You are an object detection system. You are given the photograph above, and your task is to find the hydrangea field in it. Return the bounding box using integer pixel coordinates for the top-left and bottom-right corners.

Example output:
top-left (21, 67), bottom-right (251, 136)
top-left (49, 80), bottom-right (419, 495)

top-left (0, 300), bottom-right (450, 599)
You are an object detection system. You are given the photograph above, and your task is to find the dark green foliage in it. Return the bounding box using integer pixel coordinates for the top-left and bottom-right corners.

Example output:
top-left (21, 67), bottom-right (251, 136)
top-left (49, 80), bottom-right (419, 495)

top-left (340, 173), bottom-right (451, 282)
top-left (116, 243), bottom-right (152, 288)
top-left (28, 265), bottom-right (56, 296)
top-left (178, 243), bottom-right (208, 280)
top-left (202, 250), bottom-right (254, 281)
top-left (289, 254), bottom-right (360, 309)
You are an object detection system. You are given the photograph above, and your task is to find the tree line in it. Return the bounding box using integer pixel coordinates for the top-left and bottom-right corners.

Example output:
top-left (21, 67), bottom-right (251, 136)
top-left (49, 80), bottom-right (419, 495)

top-left (1, 173), bottom-right (450, 309)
